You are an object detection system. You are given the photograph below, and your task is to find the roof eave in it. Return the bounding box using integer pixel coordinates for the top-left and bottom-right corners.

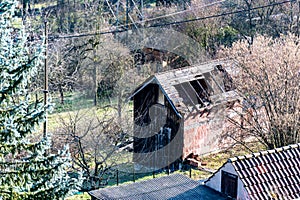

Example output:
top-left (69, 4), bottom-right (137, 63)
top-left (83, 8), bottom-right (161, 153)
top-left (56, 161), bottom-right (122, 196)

top-left (128, 76), bottom-right (157, 100)
top-left (128, 76), bottom-right (182, 118)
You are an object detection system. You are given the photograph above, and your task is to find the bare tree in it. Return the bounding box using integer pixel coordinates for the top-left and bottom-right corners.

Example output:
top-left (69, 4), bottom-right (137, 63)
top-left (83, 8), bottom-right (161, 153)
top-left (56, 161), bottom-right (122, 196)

top-left (97, 42), bottom-right (137, 122)
top-left (47, 40), bottom-right (80, 104)
top-left (52, 107), bottom-right (132, 191)
top-left (220, 34), bottom-right (300, 149)
top-left (48, 38), bottom-right (138, 191)
top-left (222, 0), bottom-right (300, 40)
top-left (177, 0), bottom-right (223, 54)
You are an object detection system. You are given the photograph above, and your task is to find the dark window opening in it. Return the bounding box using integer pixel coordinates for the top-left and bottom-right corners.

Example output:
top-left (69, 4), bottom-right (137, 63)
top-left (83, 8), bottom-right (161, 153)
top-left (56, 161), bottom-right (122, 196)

top-left (174, 78), bottom-right (210, 108)
top-left (221, 171), bottom-right (238, 199)
top-left (190, 79), bottom-right (210, 106)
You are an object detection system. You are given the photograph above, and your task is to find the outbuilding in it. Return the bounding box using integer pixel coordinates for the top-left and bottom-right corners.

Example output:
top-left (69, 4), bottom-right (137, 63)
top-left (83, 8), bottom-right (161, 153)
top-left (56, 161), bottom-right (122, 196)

top-left (129, 60), bottom-right (238, 170)
top-left (205, 143), bottom-right (300, 199)
top-left (89, 174), bottom-right (226, 200)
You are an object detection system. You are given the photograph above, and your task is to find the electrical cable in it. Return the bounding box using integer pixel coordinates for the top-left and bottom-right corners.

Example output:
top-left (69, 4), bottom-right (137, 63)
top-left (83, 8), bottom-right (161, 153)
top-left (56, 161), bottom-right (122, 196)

top-left (53, 0), bottom-right (295, 39)
top-left (44, 0), bottom-right (226, 38)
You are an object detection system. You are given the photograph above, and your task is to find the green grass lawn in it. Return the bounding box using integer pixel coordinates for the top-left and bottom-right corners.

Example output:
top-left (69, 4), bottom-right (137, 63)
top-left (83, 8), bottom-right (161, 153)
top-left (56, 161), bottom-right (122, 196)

top-left (33, 2), bottom-right (57, 9)
top-left (47, 91), bottom-right (133, 132)
top-left (66, 192), bottom-right (90, 200)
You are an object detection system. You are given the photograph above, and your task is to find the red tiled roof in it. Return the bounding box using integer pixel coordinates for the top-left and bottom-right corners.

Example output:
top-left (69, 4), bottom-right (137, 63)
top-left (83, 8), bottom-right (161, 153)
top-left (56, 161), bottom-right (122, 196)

top-left (229, 143), bottom-right (300, 200)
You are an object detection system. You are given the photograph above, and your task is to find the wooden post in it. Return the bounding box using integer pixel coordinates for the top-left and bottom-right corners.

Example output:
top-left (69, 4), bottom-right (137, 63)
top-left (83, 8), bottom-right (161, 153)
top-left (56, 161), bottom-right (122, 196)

top-left (126, 0), bottom-right (129, 29)
top-left (116, 169), bottom-right (119, 186)
top-left (43, 19), bottom-right (48, 138)
top-left (133, 166), bottom-right (135, 183)
top-left (93, 49), bottom-right (98, 106)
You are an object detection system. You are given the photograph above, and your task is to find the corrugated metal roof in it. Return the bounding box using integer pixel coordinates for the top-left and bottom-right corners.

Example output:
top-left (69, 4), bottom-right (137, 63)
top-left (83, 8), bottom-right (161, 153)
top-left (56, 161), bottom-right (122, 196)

top-left (229, 143), bottom-right (300, 200)
top-left (89, 174), bottom-right (226, 200)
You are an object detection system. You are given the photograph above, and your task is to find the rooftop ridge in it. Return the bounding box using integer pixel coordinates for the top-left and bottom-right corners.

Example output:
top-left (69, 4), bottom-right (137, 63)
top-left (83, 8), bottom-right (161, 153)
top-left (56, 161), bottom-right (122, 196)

top-left (154, 59), bottom-right (226, 77)
top-left (229, 143), bottom-right (300, 162)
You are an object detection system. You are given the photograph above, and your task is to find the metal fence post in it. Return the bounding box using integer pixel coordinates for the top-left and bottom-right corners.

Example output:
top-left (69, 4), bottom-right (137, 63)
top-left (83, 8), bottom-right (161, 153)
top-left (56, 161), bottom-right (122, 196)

top-left (133, 166), bottom-right (135, 183)
top-left (117, 169), bottom-right (119, 186)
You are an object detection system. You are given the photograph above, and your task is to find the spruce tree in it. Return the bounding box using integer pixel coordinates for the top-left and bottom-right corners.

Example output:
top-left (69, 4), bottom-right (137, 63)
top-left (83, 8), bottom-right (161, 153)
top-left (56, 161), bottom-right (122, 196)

top-left (0, 1), bottom-right (80, 199)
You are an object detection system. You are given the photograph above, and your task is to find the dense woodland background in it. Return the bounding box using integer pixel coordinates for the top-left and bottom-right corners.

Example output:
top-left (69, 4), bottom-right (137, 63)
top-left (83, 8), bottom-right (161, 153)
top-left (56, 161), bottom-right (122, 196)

top-left (4, 0), bottom-right (300, 197)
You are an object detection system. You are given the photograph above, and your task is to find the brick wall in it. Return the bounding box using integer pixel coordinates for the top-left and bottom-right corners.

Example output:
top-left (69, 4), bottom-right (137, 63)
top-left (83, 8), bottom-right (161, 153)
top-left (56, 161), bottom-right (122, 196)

top-left (182, 103), bottom-right (231, 159)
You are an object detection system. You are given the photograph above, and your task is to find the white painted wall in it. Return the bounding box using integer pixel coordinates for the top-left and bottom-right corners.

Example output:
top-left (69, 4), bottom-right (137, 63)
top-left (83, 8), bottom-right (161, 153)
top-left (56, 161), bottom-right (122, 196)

top-left (205, 162), bottom-right (250, 200)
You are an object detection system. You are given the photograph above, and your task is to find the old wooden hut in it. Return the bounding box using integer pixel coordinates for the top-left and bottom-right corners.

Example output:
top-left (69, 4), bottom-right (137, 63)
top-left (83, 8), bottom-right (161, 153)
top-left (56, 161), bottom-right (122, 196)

top-left (129, 60), bottom-right (238, 170)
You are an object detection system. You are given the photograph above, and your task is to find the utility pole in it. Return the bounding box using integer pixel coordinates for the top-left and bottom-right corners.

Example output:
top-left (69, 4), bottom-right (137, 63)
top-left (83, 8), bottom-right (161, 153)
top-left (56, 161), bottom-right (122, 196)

top-left (126, 0), bottom-right (129, 29)
top-left (43, 19), bottom-right (48, 138)
top-left (140, 0), bottom-right (144, 22)
top-left (93, 48), bottom-right (98, 106)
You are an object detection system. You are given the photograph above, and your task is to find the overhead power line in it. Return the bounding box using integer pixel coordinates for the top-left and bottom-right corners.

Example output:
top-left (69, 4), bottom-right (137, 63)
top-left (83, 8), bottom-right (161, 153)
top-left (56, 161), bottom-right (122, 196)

top-left (150, 0), bottom-right (296, 27)
top-left (50, 0), bottom-right (225, 39)
top-left (52, 0), bottom-right (295, 40)
top-left (130, 0), bottom-right (226, 24)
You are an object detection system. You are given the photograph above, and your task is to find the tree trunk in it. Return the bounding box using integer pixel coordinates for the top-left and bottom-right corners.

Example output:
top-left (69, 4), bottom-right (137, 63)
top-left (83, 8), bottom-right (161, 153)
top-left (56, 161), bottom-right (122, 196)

top-left (93, 66), bottom-right (97, 106)
top-left (93, 49), bottom-right (98, 106)
top-left (58, 85), bottom-right (64, 105)
top-left (57, 0), bottom-right (65, 33)
top-left (117, 91), bottom-right (122, 125)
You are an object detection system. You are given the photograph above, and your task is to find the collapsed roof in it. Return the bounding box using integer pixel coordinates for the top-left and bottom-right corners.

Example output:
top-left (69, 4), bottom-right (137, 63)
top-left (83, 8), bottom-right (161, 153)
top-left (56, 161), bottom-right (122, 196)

top-left (129, 60), bottom-right (238, 117)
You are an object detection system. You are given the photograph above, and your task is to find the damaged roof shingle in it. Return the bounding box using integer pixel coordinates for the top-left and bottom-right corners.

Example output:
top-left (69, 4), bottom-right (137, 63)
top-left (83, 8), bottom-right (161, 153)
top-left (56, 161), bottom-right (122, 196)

top-left (129, 60), bottom-right (238, 115)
